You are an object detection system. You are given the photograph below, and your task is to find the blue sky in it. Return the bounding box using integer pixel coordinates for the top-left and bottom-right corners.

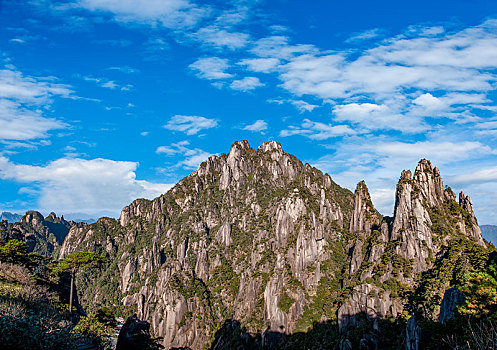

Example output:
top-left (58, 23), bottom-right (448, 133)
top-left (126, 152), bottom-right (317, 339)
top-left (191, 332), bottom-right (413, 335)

top-left (1, 0), bottom-right (497, 224)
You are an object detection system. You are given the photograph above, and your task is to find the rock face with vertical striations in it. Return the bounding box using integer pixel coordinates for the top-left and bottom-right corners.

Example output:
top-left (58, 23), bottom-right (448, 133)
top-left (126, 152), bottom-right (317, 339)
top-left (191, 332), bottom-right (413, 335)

top-left (336, 158), bottom-right (488, 346)
top-left (57, 142), bottom-right (491, 349)
top-left (348, 181), bottom-right (381, 275)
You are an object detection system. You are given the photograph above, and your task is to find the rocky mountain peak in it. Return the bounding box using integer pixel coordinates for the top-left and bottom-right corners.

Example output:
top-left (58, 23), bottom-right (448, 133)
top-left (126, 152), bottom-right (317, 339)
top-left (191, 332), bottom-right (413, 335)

top-left (401, 169), bottom-right (412, 180)
top-left (392, 159), bottom-right (485, 272)
top-left (5, 211), bottom-right (74, 256)
top-left (227, 140), bottom-right (251, 162)
top-left (257, 140), bottom-right (282, 153)
top-left (230, 139), bottom-right (251, 152)
top-left (459, 191), bottom-right (474, 216)
top-left (458, 191), bottom-right (484, 245)
top-left (414, 158), bottom-right (433, 173)
top-left (349, 181), bottom-right (379, 234)
top-left (348, 180), bottom-right (384, 275)
top-left (412, 158), bottom-right (444, 206)
top-left (21, 211), bottom-right (45, 227)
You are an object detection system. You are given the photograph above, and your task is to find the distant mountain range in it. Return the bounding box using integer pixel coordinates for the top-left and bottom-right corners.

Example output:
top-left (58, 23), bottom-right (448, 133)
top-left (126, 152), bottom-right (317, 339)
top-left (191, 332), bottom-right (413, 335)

top-left (481, 225), bottom-right (497, 245)
top-left (0, 211), bottom-right (96, 224)
top-left (0, 212), bottom-right (23, 223)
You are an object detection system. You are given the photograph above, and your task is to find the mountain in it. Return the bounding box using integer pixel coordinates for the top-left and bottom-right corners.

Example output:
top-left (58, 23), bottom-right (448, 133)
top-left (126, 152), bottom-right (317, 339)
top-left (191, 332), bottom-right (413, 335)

top-left (0, 211), bottom-right (23, 223)
top-left (57, 141), bottom-right (492, 349)
top-left (481, 225), bottom-right (497, 245)
top-left (0, 211), bottom-right (80, 257)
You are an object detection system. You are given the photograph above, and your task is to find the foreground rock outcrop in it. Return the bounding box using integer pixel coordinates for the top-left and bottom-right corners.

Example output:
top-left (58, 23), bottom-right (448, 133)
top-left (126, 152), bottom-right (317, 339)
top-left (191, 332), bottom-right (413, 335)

top-left (57, 141), bottom-right (490, 349)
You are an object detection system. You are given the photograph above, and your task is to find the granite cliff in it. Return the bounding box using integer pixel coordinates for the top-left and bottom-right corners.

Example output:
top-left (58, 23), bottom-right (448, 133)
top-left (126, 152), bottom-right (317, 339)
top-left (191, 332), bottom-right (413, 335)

top-left (55, 141), bottom-right (491, 349)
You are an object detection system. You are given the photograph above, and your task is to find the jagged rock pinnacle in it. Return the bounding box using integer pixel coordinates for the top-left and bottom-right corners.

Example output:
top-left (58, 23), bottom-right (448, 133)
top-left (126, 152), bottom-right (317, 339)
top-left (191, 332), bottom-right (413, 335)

top-left (257, 140), bottom-right (283, 153)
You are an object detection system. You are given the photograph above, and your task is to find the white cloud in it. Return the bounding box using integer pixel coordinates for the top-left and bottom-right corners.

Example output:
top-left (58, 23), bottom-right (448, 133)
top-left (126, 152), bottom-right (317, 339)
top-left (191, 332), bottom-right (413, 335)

top-left (238, 58), bottom-right (280, 73)
top-left (290, 100), bottom-right (319, 113)
top-left (243, 120), bottom-right (267, 132)
top-left (447, 167), bottom-right (497, 186)
top-left (251, 36), bottom-right (318, 60)
top-left (92, 39), bottom-right (132, 47)
top-left (76, 0), bottom-right (209, 28)
top-left (0, 100), bottom-right (66, 140)
top-left (405, 25), bottom-right (445, 37)
top-left (333, 102), bottom-right (427, 133)
top-left (280, 118), bottom-right (356, 140)
top-left (376, 20), bottom-right (497, 69)
top-left (372, 141), bottom-right (493, 168)
top-left (10, 38), bottom-right (26, 44)
top-left (142, 38), bottom-right (170, 60)
top-left (230, 77), bottom-right (264, 91)
top-left (107, 66), bottom-right (140, 74)
top-left (228, 20), bottom-right (497, 135)
top-left (101, 80), bottom-right (118, 89)
top-left (0, 156), bottom-right (173, 215)
top-left (0, 69), bottom-right (71, 141)
top-left (369, 188), bottom-right (396, 215)
top-left (163, 115), bottom-right (218, 135)
top-left (194, 26), bottom-right (250, 50)
top-left (346, 28), bottom-right (384, 42)
top-left (156, 141), bottom-right (213, 169)
top-left (278, 53), bottom-right (348, 98)
top-left (266, 98), bottom-right (319, 112)
top-left (412, 93), bottom-right (444, 109)
top-left (0, 69), bottom-right (72, 103)
top-left (276, 21), bottom-right (497, 100)
top-left (189, 57), bottom-right (233, 80)
top-left (81, 75), bottom-right (132, 90)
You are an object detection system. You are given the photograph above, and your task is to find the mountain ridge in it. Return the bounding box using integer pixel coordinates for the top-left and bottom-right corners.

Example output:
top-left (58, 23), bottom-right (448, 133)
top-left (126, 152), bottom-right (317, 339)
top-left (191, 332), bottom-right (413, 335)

top-left (7, 140), bottom-right (493, 349)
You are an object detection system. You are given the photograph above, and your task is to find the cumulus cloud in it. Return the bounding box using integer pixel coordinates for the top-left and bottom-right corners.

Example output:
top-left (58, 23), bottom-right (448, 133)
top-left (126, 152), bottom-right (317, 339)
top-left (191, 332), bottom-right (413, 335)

top-left (229, 77), bottom-right (264, 91)
top-left (189, 57), bottom-right (233, 80)
top-left (412, 93), bottom-right (443, 108)
top-left (0, 156), bottom-right (172, 215)
top-left (163, 115), bottom-right (218, 135)
top-left (156, 140), bottom-right (213, 169)
top-left (243, 120), bottom-right (267, 132)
